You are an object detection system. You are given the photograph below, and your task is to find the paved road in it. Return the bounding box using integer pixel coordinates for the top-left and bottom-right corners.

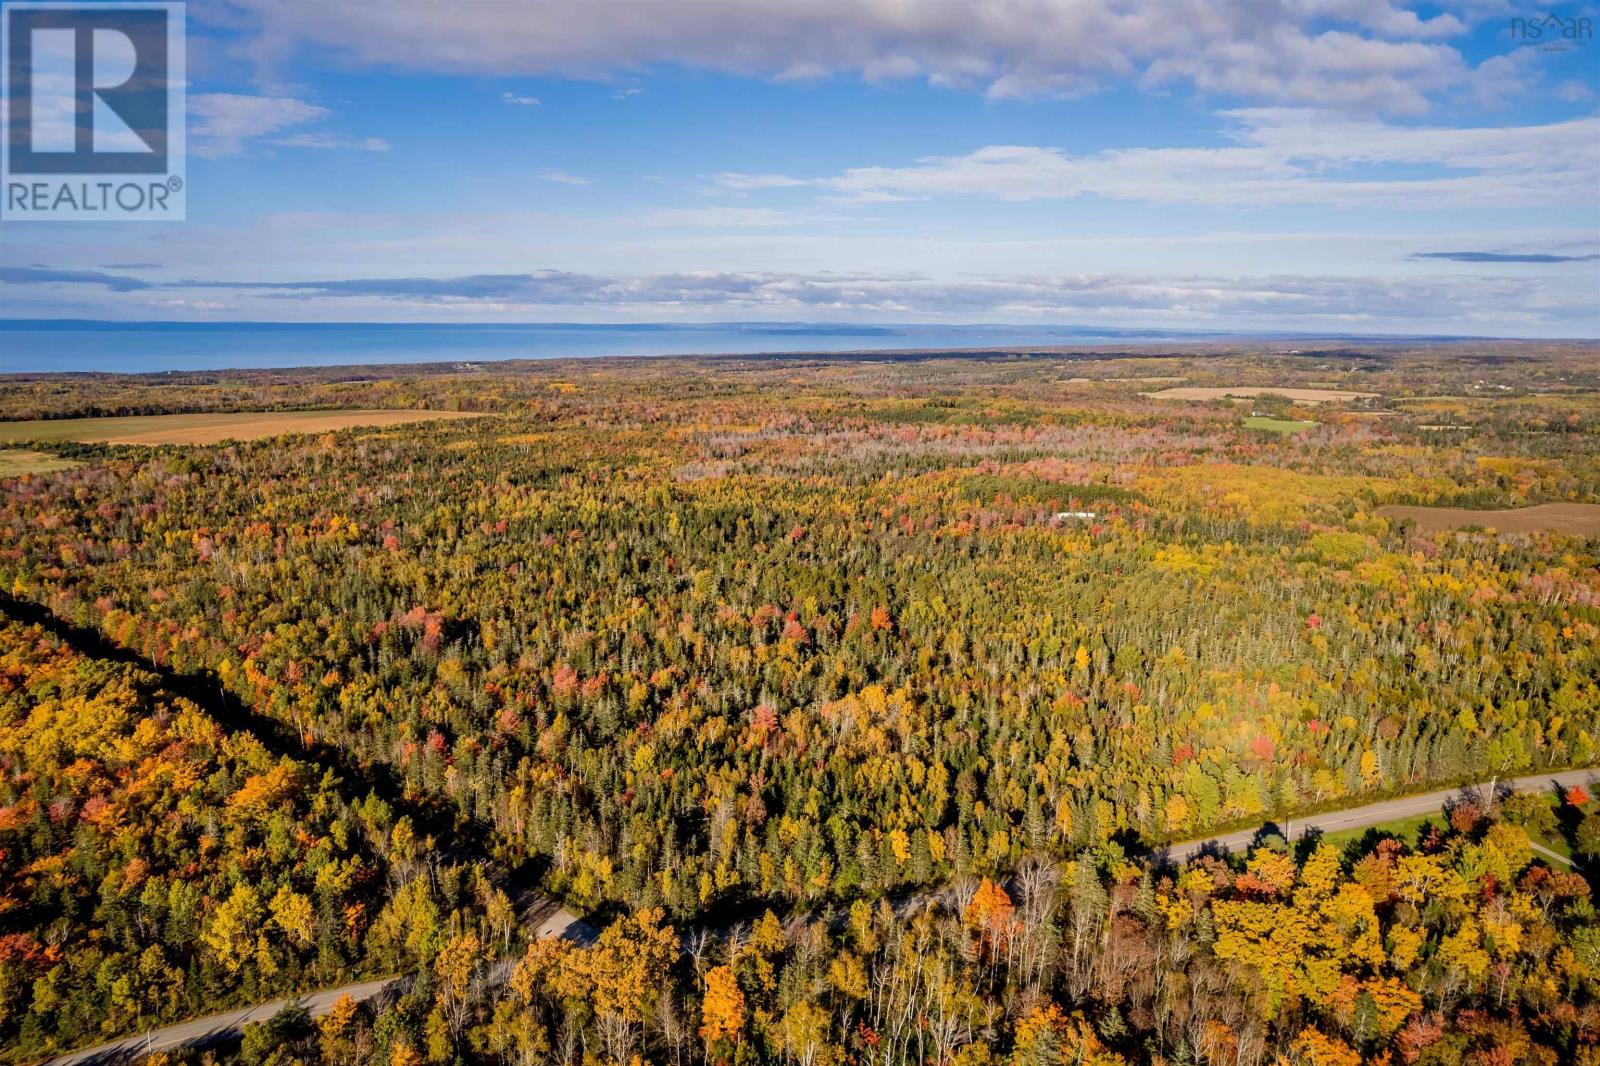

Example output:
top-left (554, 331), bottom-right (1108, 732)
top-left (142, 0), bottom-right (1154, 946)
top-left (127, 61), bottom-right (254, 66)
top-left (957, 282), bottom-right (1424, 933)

top-left (1162, 766), bottom-right (1597, 863)
top-left (42, 766), bottom-right (1595, 1064)
top-left (41, 905), bottom-right (587, 1066)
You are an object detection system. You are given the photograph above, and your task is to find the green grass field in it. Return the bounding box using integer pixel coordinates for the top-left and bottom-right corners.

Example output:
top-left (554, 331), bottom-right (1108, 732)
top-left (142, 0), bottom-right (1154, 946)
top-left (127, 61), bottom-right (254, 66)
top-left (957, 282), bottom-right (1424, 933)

top-left (0, 449), bottom-right (79, 477)
top-left (1317, 812), bottom-right (1445, 852)
top-left (1243, 415), bottom-right (1317, 435)
top-left (1534, 833), bottom-right (1574, 863)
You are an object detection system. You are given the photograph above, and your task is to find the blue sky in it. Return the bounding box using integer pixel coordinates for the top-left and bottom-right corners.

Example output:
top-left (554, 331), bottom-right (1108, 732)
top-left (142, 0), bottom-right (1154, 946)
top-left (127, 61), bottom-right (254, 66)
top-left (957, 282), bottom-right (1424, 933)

top-left (1, 0), bottom-right (1597, 336)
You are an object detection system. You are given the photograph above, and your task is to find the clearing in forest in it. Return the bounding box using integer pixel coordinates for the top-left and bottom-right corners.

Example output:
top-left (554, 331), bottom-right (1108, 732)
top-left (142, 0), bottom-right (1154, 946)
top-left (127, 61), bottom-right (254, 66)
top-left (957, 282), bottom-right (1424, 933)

top-left (1243, 416), bottom-right (1316, 435)
top-left (0, 409), bottom-right (485, 446)
top-left (0, 449), bottom-right (79, 477)
top-left (1377, 503), bottom-right (1600, 535)
top-left (1144, 385), bottom-right (1379, 404)
top-left (1138, 462), bottom-right (1394, 525)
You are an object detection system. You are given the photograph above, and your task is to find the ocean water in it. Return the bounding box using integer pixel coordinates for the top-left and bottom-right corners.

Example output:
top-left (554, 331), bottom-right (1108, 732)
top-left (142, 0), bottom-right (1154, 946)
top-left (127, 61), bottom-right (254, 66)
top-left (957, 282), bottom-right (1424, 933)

top-left (0, 321), bottom-right (1219, 375)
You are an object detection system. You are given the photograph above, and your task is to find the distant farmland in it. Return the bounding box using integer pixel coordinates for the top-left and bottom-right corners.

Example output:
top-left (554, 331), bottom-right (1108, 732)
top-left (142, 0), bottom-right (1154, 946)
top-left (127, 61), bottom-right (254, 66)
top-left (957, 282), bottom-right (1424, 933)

top-left (0, 409), bottom-right (486, 446)
top-left (0, 449), bottom-right (79, 477)
top-left (1243, 415), bottom-right (1316, 435)
top-left (1145, 385), bottom-right (1379, 404)
top-left (1378, 503), bottom-right (1600, 535)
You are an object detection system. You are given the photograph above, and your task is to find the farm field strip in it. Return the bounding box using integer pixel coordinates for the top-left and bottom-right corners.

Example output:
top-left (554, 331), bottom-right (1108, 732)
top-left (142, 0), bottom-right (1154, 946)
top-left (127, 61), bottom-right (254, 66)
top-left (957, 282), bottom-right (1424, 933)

top-left (1143, 385), bottom-right (1380, 403)
top-left (1242, 415), bottom-right (1317, 434)
top-left (1377, 502), bottom-right (1600, 535)
top-left (0, 409), bottom-right (487, 446)
top-left (0, 449), bottom-right (80, 477)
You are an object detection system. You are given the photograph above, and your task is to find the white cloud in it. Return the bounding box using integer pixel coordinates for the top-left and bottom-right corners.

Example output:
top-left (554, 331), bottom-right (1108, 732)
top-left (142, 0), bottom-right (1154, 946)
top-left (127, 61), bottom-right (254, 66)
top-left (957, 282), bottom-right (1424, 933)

top-left (541, 170), bottom-right (591, 185)
top-left (502, 92), bottom-right (542, 106)
top-left (1303, 0), bottom-right (1465, 39)
top-left (714, 173), bottom-right (814, 192)
top-left (144, 298), bottom-right (230, 311)
top-left (156, 266), bottom-right (1593, 332)
top-left (6, 219), bottom-right (1594, 333)
top-left (273, 132), bottom-right (391, 151)
top-left (633, 207), bottom-right (804, 227)
top-left (712, 109), bottom-right (1600, 208)
top-left (190, 93), bottom-right (328, 156)
top-left (1466, 49), bottom-right (1541, 108)
top-left (217, 0), bottom-right (1494, 113)
top-left (189, 93), bottom-right (386, 155)
top-left (1556, 80), bottom-right (1595, 104)
top-left (1139, 29), bottom-right (1462, 114)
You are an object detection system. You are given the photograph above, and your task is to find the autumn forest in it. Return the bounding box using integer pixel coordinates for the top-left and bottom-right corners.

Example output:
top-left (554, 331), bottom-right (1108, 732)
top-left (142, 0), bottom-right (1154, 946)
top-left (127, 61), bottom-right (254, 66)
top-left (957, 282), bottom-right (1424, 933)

top-left (1, 342), bottom-right (1598, 1066)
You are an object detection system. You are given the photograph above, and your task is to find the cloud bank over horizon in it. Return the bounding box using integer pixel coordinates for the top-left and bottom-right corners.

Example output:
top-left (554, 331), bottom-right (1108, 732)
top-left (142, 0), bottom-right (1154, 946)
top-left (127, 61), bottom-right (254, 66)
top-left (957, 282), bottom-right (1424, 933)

top-left (1, 0), bottom-right (1595, 338)
top-left (1, 262), bottom-right (1595, 337)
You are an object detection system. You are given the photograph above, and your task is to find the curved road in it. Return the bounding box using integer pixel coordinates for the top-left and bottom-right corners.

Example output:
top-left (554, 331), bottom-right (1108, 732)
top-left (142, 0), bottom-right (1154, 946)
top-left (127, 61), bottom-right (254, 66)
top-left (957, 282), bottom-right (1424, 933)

top-left (41, 767), bottom-right (1595, 1065)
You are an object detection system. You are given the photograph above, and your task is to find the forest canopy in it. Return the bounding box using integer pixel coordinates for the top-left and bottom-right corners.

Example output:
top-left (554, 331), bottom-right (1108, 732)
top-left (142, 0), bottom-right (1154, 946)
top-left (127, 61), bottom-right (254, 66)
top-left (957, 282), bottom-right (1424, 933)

top-left (1, 343), bottom-right (1597, 1064)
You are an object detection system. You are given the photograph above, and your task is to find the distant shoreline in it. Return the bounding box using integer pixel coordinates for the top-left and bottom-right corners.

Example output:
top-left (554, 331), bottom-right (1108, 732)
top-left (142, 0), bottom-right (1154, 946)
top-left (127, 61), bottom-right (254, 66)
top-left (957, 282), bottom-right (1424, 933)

top-left (2, 320), bottom-right (1590, 377)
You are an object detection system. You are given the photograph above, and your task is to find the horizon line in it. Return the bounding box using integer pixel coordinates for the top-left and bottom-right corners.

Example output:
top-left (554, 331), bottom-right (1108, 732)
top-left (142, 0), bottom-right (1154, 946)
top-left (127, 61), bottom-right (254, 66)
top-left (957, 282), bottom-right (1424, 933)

top-left (3, 318), bottom-right (1597, 343)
